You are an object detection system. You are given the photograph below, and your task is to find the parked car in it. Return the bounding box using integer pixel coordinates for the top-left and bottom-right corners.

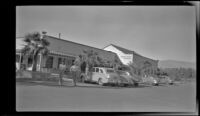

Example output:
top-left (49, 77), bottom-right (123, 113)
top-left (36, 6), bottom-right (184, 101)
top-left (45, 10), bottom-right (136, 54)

top-left (80, 67), bottom-right (120, 85)
top-left (116, 70), bottom-right (139, 86)
top-left (111, 74), bottom-right (130, 87)
top-left (141, 75), bottom-right (159, 86)
top-left (157, 75), bottom-right (174, 85)
top-left (16, 62), bottom-right (20, 71)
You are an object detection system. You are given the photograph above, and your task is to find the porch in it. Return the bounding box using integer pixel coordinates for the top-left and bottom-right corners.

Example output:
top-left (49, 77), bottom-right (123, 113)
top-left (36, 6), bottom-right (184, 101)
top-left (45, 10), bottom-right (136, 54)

top-left (16, 50), bottom-right (76, 73)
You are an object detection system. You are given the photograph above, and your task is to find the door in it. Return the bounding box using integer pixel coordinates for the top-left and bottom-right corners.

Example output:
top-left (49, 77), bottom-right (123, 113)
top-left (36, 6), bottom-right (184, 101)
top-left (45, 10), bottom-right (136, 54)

top-left (92, 68), bottom-right (99, 82)
top-left (98, 68), bottom-right (106, 82)
top-left (89, 67), bottom-right (95, 81)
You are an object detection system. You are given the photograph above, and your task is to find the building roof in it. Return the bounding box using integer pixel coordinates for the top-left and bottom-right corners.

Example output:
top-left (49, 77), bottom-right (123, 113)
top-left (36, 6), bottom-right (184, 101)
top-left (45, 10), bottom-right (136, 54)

top-left (43, 36), bottom-right (121, 62)
top-left (104, 44), bottom-right (158, 62)
top-left (16, 37), bottom-right (26, 50)
top-left (110, 44), bottom-right (134, 54)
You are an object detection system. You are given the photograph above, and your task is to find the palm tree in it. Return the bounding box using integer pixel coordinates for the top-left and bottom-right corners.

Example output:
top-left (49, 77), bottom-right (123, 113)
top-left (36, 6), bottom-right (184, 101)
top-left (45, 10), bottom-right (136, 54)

top-left (110, 56), bottom-right (122, 70)
top-left (81, 49), bottom-right (100, 73)
top-left (21, 32), bottom-right (50, 71)
top-left (128, 62), bottom-right (139, 75)
top-left (141, 61), bottom-right (152, 76)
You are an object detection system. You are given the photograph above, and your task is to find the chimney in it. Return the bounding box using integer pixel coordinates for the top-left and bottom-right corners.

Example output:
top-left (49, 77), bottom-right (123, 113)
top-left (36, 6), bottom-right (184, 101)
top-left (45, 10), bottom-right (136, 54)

top-left (42, 31), bottom-right (47, 35)
top-left (59, 33), bottom-right (61, 39)
top-left (41, 31), bottom-right (47, 39)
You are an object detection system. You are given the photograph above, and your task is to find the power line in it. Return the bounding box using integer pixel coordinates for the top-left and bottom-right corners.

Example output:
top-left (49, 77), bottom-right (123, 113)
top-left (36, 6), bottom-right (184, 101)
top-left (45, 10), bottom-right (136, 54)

top-left (16, 37), bottom-right (24, 39)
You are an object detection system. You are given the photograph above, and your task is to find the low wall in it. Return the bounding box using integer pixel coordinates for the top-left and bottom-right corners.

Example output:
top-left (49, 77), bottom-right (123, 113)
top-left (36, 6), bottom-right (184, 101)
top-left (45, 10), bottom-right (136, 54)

top-left (16, 70), bottom-right (51, 79)
top-left (16, 70), bottom-right (82, 82)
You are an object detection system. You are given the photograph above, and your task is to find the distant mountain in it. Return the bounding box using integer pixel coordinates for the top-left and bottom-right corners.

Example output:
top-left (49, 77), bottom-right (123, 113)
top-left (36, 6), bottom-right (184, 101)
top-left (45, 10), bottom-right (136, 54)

top-left (158, 60), bottom-right (196, 69)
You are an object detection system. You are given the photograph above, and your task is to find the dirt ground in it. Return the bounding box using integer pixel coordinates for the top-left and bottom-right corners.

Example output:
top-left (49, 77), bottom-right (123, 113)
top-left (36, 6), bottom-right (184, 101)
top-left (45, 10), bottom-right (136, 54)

top-left (16, 81), bottom-right (196, 113)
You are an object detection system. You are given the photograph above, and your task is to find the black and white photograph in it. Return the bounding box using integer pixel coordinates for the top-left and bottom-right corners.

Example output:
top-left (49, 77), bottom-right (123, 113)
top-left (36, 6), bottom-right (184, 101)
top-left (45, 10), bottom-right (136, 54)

top-left (16, 4), bottom-right (198, 113)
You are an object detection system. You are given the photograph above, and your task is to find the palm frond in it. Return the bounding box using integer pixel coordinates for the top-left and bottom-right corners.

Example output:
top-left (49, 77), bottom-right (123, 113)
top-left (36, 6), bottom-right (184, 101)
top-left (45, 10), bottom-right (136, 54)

top-left (23, 37), bottom-right (31, 43)
top-left (21, 46), bottom-right (30, 55)
top-left (40, 38), bottom-right (50, 46)
top-left (24, 32), bottom-right (41, 45)
top-left (21, 45), bottom-right (34, 56)
top-left (40, 47), bottom-right (49, 57)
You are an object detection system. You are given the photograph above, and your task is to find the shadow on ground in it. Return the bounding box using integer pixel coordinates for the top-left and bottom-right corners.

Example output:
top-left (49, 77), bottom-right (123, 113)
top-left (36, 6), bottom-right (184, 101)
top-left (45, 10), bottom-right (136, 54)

top-left (16, 80), bottom-right (153, 89)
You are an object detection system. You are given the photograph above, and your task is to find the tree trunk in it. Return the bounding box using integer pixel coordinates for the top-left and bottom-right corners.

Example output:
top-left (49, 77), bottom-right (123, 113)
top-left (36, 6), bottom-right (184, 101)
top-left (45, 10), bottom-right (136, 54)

top-left (85, 63), bottom-right (88, 75)
top-left (32, 52), bottom-right (39, 72)
top-left (32, 59), bottom-right (37, 72)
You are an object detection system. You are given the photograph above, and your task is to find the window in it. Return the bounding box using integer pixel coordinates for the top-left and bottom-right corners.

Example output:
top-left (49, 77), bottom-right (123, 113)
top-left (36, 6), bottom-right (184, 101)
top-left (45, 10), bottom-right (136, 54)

top-left (106, 69), bottom-right (114, 73)
top-left (96, 68), bottom-right (99, 72)
top-left (68, 57), bottom-right (75, 66)
top-left (65, 57), bottom-right (70, 66)
top-left (58, 58), bottom-right (62, 68)
top-left (91, 68), bottom-right (95, 72)
top-left (63, 58), bottom-right (66, 65)
top-left (72, 60), bottom-right (75, 65)
top-left (100, 69), bottom-right (103, 73)
top-left (28, 57), bottom-right (33, 65)
top-left (21, 56), bottom-right (23, 63)
top-left (46, 56), bottom-right (53, 68)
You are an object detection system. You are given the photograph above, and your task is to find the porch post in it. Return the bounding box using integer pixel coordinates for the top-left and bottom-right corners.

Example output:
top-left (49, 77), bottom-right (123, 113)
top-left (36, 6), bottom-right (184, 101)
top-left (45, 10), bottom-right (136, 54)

top-left (39, 54), bottom-right (42, 71)
top-left (19, 52), bottom-right (22, 70)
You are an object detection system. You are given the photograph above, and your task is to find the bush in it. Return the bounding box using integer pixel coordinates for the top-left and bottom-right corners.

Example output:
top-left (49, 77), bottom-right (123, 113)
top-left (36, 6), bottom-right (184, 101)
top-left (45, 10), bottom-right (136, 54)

top-left (161, 68), bottom-right (196, 82)
top-left (16, 70), bottom-right (54, 81)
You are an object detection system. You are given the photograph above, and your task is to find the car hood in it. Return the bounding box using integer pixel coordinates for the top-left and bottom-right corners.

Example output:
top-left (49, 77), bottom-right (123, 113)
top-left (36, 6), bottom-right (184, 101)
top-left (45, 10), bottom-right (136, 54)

top-left (108, 74), bottom-right (129, 83)
top-left (153, 77), bottom-right (160, 81)
top-left (108, 73), bottom-right (119, 78)
top-left (119, 76), bottom-right (129, 83)
top-left (149, 77), bottom-right (158, 83)
top-left (121, 75), bottom-right (139, 81)
top-left (119, 75), bottom-right (131, 78)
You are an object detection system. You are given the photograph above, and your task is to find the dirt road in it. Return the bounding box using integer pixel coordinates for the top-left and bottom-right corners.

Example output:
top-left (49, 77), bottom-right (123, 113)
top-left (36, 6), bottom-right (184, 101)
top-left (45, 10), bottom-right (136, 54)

top-left (16, 81), bottom-right (196, 112)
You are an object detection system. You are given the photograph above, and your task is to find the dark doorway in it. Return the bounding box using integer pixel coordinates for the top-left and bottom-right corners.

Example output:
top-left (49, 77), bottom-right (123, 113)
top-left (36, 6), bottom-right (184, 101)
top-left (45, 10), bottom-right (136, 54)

top-left (80, 61), bottom-right (86, 73)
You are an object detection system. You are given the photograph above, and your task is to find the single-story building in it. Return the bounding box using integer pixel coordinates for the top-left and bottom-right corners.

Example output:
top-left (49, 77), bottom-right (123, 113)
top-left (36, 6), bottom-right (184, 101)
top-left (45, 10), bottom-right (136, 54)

top-left (16, 35), bottom-right (122, 73)
top-left (16, 34), bottom-right (159, 76)
top-left (103, 44), bottom-right (159, 76)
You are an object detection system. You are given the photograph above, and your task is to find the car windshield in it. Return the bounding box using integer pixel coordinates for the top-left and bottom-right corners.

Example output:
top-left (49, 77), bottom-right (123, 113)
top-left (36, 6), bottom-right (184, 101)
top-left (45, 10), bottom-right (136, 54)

top-left (106, 69), bottom-right (115, 73)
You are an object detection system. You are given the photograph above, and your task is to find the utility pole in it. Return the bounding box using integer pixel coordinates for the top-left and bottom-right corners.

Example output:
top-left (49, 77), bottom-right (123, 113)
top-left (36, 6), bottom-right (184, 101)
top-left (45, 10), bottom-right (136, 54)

top-left (59, 33), bottom-right (61, 39)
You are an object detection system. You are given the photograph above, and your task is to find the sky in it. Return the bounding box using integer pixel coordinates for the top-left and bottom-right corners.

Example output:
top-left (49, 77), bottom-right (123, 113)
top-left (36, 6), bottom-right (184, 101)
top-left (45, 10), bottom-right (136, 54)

top-left (16, 6), bottom-right (196, 63)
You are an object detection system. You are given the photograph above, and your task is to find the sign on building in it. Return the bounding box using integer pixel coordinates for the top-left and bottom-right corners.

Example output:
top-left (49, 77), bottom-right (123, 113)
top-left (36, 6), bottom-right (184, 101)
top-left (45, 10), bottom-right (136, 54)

top-left (119, 54), bottom-right (133, 65)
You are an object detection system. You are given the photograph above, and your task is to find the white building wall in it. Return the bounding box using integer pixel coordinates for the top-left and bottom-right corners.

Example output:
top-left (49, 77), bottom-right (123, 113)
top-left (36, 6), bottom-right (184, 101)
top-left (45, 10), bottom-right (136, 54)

top-left (104, 45), bottom-right (133, 65)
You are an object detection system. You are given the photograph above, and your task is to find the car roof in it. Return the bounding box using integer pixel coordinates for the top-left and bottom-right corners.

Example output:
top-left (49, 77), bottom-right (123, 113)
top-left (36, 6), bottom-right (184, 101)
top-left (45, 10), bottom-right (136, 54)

top-left (116, 70), bottom-right (127, 72)
top-left (93, 67), bottom-right (114, 69)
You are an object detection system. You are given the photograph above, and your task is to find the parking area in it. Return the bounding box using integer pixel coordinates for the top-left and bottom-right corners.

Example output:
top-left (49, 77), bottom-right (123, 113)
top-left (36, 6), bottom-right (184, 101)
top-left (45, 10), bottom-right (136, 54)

top-left (16, 81), bottom-right (196, 112)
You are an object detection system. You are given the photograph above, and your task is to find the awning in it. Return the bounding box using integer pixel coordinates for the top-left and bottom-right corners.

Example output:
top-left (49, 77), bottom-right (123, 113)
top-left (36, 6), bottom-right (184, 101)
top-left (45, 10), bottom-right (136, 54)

top-left (49, 50), bottom-right (76, 57)
top-left (16, 49), bottom-right (76, 58)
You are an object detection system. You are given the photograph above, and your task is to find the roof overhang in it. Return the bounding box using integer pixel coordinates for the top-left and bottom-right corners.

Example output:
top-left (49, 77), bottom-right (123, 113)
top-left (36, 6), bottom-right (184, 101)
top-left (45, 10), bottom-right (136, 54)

top-left (49, 50), bottom-right (76, 57)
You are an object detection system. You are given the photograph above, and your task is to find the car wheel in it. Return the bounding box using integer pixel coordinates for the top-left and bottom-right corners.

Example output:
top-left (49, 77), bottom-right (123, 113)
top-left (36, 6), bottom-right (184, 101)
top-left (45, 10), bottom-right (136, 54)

top-left (117, 80), bottom-right (123, 87)
top-left (154, 83), bottom-right (159, 86)
top-left (98, 78), bottom-right (103, 85)
top-left (134, 83), bottom-right (139, 87)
